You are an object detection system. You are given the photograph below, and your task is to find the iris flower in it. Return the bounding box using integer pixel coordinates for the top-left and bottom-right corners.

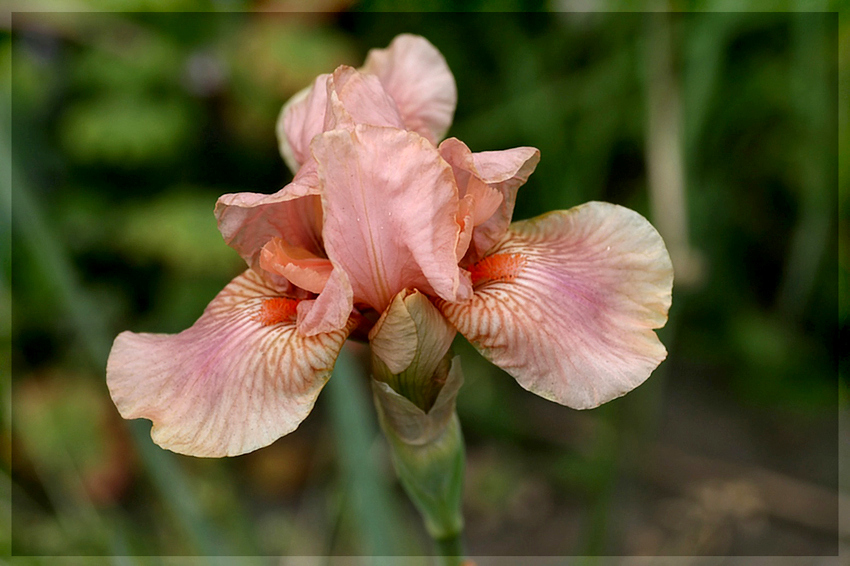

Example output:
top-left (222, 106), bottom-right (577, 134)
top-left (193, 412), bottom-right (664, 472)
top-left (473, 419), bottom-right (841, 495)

top-left (107, 35), bottom-right (673, 457)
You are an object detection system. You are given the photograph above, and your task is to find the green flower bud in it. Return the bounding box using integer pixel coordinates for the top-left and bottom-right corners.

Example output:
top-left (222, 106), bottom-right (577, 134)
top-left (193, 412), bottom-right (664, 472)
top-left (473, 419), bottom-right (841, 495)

top-left (369, 289), bottom-right (456, 411)
top-left (372, 357), bottom-right (465, 540)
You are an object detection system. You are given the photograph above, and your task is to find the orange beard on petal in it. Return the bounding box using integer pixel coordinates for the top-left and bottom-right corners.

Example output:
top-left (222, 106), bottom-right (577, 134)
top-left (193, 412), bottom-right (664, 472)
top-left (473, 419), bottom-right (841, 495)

top-left (255, 297), bottom-right (300, 326)
top-left (469, 253), bottom-right (527, 286)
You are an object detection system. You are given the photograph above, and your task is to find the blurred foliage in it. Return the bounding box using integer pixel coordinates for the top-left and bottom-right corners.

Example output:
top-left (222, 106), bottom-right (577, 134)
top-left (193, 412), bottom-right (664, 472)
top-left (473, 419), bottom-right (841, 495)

top-left (6, 5), bottom-right (843, 560)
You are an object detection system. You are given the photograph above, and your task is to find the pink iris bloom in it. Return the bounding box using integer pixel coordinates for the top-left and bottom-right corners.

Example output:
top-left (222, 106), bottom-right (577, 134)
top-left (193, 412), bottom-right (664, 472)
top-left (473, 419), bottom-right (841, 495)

top-left (107, 35), bottom-right (673, 457)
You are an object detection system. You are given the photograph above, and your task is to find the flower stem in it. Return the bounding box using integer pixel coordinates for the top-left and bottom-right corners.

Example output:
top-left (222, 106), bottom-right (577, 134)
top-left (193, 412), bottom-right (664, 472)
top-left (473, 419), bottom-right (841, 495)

top-left (434, 531), bottom-right (465, 566)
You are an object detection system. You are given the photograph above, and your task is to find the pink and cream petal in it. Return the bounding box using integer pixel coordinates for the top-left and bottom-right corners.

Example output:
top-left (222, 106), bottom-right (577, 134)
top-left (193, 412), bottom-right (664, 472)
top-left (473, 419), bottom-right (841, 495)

top-left (215, 160), bottom-right (324, 270)
top-left (311, 125), bottom-right (471, 313)
top-left (277, 74), bottom-right (332, 172)
top-left (439, 138), bottom-right (540, 261)
top-left (438, 202), bottom-right (673, 410)
top-left (106, 269), bottom-right (355, 457)
top-left (361, 34), bottom-right (456, 145)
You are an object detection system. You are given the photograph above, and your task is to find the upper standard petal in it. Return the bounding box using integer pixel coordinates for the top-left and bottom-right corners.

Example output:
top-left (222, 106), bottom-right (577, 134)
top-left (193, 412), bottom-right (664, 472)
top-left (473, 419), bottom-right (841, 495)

top-left (278, 34), bottom-right (456, 172)
top-left (325, 66), bottom-right (405, 132)
top-left (106, 269), bottom-right (355, 457)
top-left (438, 202), bottom-right (673, 409)
top-left (311, 125), bottom-right (471, 314)
top-left (277, 74), bottom-right (331, 173)
top-left (361, 34), bottom-right (456, 145)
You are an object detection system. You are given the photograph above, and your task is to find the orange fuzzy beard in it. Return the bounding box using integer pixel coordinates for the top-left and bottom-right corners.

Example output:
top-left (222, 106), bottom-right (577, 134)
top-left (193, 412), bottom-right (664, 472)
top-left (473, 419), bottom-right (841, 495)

top-left (469, 253), bottom-right (527, 285)
top-left (255, 297), bottom-right (299, 326)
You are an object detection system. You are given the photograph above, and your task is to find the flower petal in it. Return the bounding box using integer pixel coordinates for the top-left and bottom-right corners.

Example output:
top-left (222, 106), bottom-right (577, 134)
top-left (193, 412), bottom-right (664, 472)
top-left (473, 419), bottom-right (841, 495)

top-left (277, 65), bottom-right (408, 172)
top-left (455, 193), bottom-right (475, 261)
top-left (106, 269), bottom-right (354, 457)
top-left (325, 66), bottom-right (405, 132)
top-left (259, 237), bottom-right (333, 294)
top-left (311, 125), bottom-right (471, 313)
top-left (439, 138), bottom-right (540, 260)
top-left (361, 34), bottom-right (456, 145)
top-left (277, 74), bottom-right (331, 173)
top-left (438, 202), bottom-right (673, 409)
top-left (215, 160), bottom-right (323, 271)
top-left (296, 266), bottom-right (354, 336)
top-left (440, 138), bottom-right (504, 225)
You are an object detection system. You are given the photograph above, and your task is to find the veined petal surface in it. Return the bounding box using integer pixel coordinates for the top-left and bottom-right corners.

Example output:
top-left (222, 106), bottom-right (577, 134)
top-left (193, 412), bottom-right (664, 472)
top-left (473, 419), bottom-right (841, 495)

top-left (311, 125), bottom-right (471, 314)
top-left (361, 34), bottom-right (456, 145)
top-left (439, 202), bottom-right (673, 409)
top-left (106, 269), bottom-right (353, 457)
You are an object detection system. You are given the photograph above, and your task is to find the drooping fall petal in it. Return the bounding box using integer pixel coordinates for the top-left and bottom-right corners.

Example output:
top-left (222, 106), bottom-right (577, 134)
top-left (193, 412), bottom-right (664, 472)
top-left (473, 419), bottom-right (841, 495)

top-left (311, 124), bottom-right (471, 316)
top-left (106, 269), bottom-right (354, 457)
top-left (361, 34), bottom-right (456, 145)
top-left (438, 202), bottom-right (673, 410)
top-left (438, 138), bottom-right (540, 261)
top-left (215, 159), bottom-right (323, 271)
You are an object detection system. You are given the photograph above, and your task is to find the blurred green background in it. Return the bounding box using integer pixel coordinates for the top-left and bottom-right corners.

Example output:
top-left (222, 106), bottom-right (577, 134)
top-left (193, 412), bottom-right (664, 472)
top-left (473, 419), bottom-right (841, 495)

top-left (3, 3), bottom-right (845, 561)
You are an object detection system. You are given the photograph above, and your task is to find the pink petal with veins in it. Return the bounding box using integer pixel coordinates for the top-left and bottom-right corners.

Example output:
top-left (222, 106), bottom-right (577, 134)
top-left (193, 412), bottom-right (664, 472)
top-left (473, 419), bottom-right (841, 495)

top-left (438, 202), bottom-right (673, 409)
top-left (106, 269), bottom-right (354, 457)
